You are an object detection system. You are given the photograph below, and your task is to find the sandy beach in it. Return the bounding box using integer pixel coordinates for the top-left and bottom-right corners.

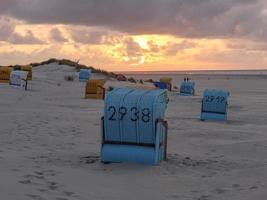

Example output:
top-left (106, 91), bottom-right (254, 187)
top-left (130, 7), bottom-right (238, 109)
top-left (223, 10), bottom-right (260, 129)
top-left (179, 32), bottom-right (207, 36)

top-left (1, 63), bottom-right (267, 200)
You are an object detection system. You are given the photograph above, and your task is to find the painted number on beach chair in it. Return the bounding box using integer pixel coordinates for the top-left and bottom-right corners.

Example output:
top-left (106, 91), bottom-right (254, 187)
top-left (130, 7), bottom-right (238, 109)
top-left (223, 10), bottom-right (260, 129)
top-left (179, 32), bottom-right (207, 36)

top-left (130, 107), bottom-right (139, 121)
top-left (107, 106), bottom-right (151, 123)
top-left (141, 108), bottom-right (150, 123)
top-left (108, 106), bottom-right (116, 121)
top-left (119, 107), bottom-right (127, 120)
top-left (204, 95), bottom-right (225, 103)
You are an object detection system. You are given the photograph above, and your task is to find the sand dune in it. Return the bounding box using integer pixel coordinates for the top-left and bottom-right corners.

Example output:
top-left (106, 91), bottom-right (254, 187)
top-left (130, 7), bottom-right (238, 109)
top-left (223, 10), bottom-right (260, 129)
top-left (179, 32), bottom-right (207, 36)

top-left (0, 64), bottom-right (267, 200)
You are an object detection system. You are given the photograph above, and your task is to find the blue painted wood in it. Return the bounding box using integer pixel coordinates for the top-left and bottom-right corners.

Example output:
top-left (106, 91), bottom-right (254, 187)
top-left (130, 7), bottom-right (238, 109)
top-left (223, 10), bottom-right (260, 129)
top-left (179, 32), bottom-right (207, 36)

top-left (101, 88), bottom-right (168, 165)
top-left (9, 71), bottom-right (28, 89)
top-left (154, 81), bottom-right (167, 89)
top-left (79, 69), bottom-right (91, 82)
top-left (200, 89), bottom-right (230, 121)
top-left (180, 81), bottom-right (195, 96)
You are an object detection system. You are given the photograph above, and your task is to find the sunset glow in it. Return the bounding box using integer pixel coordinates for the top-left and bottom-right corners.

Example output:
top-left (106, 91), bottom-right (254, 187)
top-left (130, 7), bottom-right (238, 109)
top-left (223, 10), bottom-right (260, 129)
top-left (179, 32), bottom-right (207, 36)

top-left (1, 0), bottom-right (267, 71)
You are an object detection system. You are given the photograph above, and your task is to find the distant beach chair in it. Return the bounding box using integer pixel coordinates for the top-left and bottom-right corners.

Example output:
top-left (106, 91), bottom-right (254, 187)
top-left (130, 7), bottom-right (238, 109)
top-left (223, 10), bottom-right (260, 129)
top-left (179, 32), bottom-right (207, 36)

top-left (0, 67), bottom-right (13, 83)
top-left (9, 71), bottom-right (28, 90)
top-left (180, 81), bottom-right (195, 96)
top-left (79, 69), bottom-right (91, 82)
top-left (116, 74), bottom-right (127, 81)
top-left (101, 88), bottom-right (168, 165)
top-left (154, 81), bottom-right (168, 89)
top-left (200, 89), bottom-right (230, 121)
top-left (21, 65), bottom-right (32, 80)
top-left (85, 79), bottom-right (105, 99)
top-left (160, 77), bottom-right (172, 91)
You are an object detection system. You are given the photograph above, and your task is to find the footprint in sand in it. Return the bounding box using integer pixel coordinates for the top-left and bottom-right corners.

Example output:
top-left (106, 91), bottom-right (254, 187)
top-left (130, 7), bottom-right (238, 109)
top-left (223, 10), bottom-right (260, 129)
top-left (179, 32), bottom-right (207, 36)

top-left (249, 185), bottom-right (258, 190)
top-left (11, 168), bottom-right (20, 172)
top-left (232, 184), bottom-right (240, 188)
top-left (47, 181), bottom-right (59, 191)
top-left (26, 194), bottom-right (46, 200)
top-left (24, 173), bottom-right (45, 180)
top-left (55, 198), bottom-right (68, 200)
top-left (214, 188), bottom-right (225, 194)
top-left (37, 188), bottom-right (48, 193)
top-left (197, 194), bottom-right (212, 200)
top-left (64, 191), bottom-right (75, 197)
top-left (80, 155), bottom-right (100, 164)
top-left (19, 179), bottom-right (31, 184)
top-left (168, 194), bottom-right (180, 199)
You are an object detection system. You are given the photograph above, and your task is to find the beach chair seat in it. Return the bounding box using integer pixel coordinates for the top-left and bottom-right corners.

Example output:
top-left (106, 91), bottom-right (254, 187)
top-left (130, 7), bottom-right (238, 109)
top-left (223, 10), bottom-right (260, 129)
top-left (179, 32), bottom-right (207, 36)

top-left (0, 67), bottom-right (13, 83)
top-left (85, 79), bottom-right (105, 99)
top-left (21, 65), bottom-right (32, 80)
top-left (101, 88), bottom-right (168, 165)
top-left (200, 89), bottom-right (230, 121)
top-left (180, 81), bottom-right (195, 96)
top-left (9, 71), bottom-right (28, 90)
top-left (79, 69), bottom-right (91, 82)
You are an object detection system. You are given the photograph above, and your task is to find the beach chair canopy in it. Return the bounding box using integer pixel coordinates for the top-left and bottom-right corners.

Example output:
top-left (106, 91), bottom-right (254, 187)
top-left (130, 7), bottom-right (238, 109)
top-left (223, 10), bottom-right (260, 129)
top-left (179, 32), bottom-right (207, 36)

top-left (159, 77), bottom-right (172, 91)
top-left (160, 77), bottom-right (172, 84)
top-left (200, 89), bottom-right (230, 121)
top-left (85, 79), bottom-right (105, 99)
top-left (21, 65), bottom-right (32, 80)
top-left (79, 69), bottom-right (91, 82)
top-left (101, 88), bottom-right (168, 165)
top-left (180, 81), bottom-right (195, 96)
top-left (0, 67), bottom-right (13, 83)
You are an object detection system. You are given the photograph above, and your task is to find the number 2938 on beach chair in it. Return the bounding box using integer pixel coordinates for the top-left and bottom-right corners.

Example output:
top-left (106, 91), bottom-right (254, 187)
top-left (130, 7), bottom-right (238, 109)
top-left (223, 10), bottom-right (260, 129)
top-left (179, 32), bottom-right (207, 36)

top-left (101, 88), bottom-right (168, 165)
top-left (200, 89), bottom-right (230, 121)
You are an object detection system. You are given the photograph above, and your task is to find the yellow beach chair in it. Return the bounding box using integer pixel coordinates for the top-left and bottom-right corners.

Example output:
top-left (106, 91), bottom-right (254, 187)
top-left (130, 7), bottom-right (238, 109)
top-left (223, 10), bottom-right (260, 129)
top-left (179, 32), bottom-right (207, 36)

top-left (85, 79), bottom-right (105, 99)
top-left (0, 67), bottom-right (13, 83)
top-left (160, 77), bottom-right (172, 91)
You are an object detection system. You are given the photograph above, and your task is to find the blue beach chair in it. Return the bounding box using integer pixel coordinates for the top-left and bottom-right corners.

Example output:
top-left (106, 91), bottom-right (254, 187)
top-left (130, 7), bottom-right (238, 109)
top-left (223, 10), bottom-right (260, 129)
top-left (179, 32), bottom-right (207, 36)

top-left (101, 88), bottom-right (168, 165)
top-left (79, 69), bottom-right (91, 82)
top-left (200, 89), bottom-right (230, 121)
top-left (180, 81), bottom-right (195, 96)
top-left (154, 81), bottom-right (168, 89)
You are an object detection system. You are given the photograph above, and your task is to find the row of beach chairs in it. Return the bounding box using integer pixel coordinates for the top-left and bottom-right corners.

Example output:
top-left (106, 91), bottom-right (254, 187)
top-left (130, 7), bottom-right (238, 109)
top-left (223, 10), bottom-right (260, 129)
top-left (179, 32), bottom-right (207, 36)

top-left (83, 74), bottom-right (230, 165)
top-left (1, 67), bottom-right (230, 166)
top-left (100, 87), bottom-right (230, 165)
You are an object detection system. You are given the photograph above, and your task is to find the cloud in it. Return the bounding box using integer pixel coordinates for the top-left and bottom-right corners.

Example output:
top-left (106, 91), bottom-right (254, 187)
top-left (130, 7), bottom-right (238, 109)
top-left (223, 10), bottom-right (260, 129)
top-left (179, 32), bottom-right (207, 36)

top-left (0, 17), bottom-right (45, 44)
top-left (227, 40), bottom-right (267, 51)
top-left (50, 27), bottom-right (68, 43)
top-left (9, 30), bottom-right (45, 44)
top-left (147, 41), bottom-right (160, 52)
top-left (194, 47), bottom-right (267, 68)
top-left (164, 41), bottom-right (196, 56)
top-left (113, 37), bottom-right (145, 65)
top-left (1, 0), bottom-right (266, 42)
top-left (0, 0), bottom-right (16, 12)
top-left (0, 17), bottom-right (16, 40)
top-left (70, 28), bottom-right (106, 44)
top-left (123, 38), bottom-right (143, 57)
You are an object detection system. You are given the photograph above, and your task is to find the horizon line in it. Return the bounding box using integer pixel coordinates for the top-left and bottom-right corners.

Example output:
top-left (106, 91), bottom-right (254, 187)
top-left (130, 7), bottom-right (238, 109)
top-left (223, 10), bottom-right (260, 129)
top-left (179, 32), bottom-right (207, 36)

top-left (115, 68), bottom-right (267, 73)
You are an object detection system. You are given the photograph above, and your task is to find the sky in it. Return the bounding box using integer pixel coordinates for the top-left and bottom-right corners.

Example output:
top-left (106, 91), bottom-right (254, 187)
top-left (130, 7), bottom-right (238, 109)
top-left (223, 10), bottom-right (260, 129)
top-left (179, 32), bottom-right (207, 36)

top-left (0, 0), bottom-right (267, 71)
